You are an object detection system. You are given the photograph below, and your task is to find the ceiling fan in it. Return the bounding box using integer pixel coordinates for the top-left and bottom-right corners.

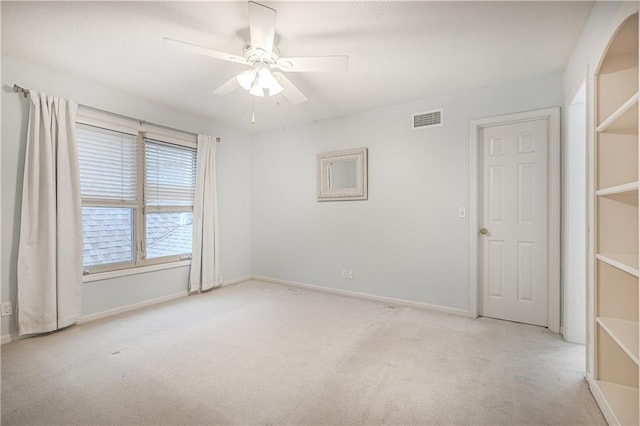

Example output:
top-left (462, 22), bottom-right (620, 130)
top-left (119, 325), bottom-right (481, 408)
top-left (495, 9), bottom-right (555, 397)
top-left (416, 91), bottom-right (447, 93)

top-left (165, 1), bottom-right (349, 105)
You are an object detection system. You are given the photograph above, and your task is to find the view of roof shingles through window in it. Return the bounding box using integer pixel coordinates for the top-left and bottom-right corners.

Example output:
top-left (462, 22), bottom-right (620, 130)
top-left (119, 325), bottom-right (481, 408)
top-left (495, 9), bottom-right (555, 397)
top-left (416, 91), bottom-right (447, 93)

top-left (82, 207), bottom-right (133, 266)
top-left (81, 209), bottom-right (193, 266)
top-left (146, 212), bottom-right (193, 259)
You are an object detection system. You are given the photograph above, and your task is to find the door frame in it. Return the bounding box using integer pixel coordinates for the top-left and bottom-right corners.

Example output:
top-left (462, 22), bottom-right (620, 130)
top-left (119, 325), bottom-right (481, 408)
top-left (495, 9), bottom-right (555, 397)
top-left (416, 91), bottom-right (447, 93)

top-left (468, 107), bottom-right (561, 333)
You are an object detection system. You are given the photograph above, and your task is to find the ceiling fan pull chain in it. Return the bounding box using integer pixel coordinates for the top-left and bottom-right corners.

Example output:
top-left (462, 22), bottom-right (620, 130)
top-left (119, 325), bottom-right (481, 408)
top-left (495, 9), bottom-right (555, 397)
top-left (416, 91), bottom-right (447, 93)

top-left (252, 99), bottom-right (256, 125)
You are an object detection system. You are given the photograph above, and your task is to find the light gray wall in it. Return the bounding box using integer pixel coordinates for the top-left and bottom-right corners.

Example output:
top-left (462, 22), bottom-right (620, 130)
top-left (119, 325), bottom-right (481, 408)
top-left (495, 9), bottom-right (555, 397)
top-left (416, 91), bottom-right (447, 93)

top-left (1, 55), bottom-right (252, 338)
top-left (251, 73), bottom-right (563, 312)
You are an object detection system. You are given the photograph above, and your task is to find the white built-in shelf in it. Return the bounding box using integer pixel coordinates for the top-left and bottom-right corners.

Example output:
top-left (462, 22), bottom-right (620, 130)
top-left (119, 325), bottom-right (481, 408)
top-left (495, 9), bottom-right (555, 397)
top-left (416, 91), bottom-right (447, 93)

top-left (597, 181), bottom-right (639, 198)
top-left (592, 12), bottom-right (639, 426)
top-left (597, 253), bottom-right (640, 277)
top-left (598, 92), bottom-right (639, 134)
top-left (595, 380), bottom-right (639, 426)
top-left (597, 317), bottom-right (640, 365)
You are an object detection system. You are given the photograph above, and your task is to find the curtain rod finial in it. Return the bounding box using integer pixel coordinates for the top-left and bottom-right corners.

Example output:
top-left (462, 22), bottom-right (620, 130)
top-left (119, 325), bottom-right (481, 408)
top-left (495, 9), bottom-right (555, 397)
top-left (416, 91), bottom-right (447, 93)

top-left (216, 137), bottom-right (221, 143)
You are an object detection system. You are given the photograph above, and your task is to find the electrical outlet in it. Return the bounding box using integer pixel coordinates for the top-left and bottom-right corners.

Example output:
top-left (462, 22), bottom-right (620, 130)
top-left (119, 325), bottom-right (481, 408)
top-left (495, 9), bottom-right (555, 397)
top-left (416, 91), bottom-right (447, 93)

top-left (348, 270), bottom-right (354, 279)
top-left (458, 207), bottom-right (467, 218)
top-left (1, 302), bottom-right (12, 317)
top-left (341, 270), bottom-right (348, 279)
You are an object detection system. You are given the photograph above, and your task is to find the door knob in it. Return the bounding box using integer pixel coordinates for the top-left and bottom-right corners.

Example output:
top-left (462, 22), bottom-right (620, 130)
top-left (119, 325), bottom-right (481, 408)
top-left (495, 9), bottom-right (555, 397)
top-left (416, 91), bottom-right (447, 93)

top-left (480, 227), bottom-right (489, 235)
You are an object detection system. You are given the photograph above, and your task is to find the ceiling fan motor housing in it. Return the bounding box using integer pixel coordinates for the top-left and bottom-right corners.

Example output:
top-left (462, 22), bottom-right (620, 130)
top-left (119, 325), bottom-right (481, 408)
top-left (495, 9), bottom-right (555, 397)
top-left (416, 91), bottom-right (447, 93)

top-left (242, 41), bottom-right (279, 65)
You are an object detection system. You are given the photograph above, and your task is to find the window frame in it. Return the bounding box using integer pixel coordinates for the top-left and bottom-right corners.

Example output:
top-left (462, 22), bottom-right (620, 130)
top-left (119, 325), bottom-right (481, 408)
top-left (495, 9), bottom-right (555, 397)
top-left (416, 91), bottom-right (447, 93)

top-left (77, 108), bottom-right (197, 276)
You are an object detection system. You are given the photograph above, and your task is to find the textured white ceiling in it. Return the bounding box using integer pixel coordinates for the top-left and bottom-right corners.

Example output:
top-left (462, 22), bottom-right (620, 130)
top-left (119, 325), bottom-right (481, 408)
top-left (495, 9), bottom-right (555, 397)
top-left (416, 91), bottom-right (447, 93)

top-left (2, 1), bottom-right (593, 134)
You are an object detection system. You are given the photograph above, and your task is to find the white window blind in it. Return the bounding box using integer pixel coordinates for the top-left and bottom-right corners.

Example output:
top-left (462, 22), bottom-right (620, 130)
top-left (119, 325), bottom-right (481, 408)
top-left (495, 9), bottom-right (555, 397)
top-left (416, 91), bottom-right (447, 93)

top-left (77, 123), bottom-right (137, 269)
top-left (77, 124), bottom-right (137, 201)
top-left (144, 139), bottom-right (196, 207)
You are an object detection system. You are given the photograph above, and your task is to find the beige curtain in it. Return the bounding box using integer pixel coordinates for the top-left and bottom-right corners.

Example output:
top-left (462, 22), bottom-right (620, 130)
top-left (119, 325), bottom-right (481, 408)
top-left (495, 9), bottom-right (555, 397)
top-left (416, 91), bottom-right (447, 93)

top-left (17, 91), bottom-right (83, 335)
top-left (189, 135), bottom-right (222, 292)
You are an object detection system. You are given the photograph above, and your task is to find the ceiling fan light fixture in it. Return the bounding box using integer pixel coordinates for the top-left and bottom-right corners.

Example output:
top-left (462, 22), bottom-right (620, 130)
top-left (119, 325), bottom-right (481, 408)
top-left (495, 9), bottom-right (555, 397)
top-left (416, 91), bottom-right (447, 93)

top-left (169, 1), bottom-right (347, 105)
top-left (236, 69), bottom-right (257, 91)
top-left (257, 67), bottom-right (283, 95)
top-left (249, 80), bottom-right (265, 97)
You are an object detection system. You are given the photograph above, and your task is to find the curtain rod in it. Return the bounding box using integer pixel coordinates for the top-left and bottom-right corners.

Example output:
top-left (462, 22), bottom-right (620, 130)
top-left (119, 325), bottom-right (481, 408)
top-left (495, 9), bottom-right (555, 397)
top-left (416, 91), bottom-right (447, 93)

top-left (12, 83), bottom-right (221, 143)
top-left (13, 84), bottom-right (29, 98)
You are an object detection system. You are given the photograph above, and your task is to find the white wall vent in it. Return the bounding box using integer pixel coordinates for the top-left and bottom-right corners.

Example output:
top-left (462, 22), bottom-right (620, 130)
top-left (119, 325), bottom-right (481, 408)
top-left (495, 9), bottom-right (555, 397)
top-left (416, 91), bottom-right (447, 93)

top-left (412, 109), bottom-right (443, 129)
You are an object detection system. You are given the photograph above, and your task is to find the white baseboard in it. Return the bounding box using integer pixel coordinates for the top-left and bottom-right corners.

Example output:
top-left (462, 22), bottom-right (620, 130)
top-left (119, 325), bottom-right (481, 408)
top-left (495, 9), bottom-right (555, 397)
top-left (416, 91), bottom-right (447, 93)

top-left (222, 275), bottom-right (251, 286)
top-left (79, 291), bottom-right (188, 324)
top-left (80, 275), bottom-right (251, 324)
top-left (1, 275), bottom-right (254, 344)
top-left (2, 293), bottom-right (187, 343)
top-left (3, 275), bottom-right (467, 344)
top-left (251, 275), bottom-right (472, 318)
top-left (2, 275), bottom-right (253, 344)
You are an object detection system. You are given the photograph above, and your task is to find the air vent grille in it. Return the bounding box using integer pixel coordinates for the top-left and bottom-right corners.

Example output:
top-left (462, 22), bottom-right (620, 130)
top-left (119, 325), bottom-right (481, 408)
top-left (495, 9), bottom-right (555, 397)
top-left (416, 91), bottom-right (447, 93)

top-left (412, 109), bottom-right (443, 129)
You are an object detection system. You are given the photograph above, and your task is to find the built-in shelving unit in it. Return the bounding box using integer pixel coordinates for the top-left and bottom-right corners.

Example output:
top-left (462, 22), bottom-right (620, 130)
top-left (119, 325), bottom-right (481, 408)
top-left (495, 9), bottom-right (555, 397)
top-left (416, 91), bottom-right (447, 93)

top-left (590, 11), bottom-right (640, 426)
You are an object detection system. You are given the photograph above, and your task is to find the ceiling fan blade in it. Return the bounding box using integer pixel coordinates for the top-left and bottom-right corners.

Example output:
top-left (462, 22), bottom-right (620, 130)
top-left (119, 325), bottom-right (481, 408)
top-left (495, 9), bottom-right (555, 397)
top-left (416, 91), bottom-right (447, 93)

top-left (277, 55), bottom-right (349, 73)
top-left (212, 76), bottom-right (240, 95)
top-left (273, 72), bottom-right (307, 105)
top-left (164, 37), bottom-right (249, 65)
top-left (248, 1), bottom-right (276, 56)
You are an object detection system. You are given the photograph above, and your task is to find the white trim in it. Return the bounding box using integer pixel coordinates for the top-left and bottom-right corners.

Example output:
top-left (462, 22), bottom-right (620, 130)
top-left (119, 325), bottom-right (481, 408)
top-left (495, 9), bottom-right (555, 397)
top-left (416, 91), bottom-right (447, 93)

top-left (80, 276), bottom-right (249, 323)
top-left (251, 275), bottom-right (472, 318)
top-left (143, 129), bottom-right (196, 149)
top-left (83, 260), bottom-right (191, 282)
top-left (469, 116), bottom-right (479, 318)
top-left (563, 76), bottom-right (591, 346)
top-left (78, 291), bottom-right (188, 324)
top-left (77, 106), bottom-right (139, 135)
top-left (2, 276), bottom-right (252, 344)
top-left (468, 107), bottom-right (561, 333)
top-left (587, 377), bottom-right (622, 426)
top-left (80, 276), bottom-right (249, 322)
top-left (587, 63), bottom-right (596, 379)
top-left (222, 275), bottom-right (252, 286)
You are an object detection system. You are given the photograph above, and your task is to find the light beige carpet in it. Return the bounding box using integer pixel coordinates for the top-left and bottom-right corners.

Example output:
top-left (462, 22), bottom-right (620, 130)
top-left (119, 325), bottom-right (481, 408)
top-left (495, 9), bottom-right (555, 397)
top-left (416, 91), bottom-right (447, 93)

top-left (2, 280), bottom-right (605, 425)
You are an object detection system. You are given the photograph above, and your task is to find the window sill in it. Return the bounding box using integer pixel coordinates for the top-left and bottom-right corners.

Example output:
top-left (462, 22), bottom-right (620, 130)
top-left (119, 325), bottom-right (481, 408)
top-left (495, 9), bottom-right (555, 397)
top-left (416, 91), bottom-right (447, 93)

top-left (83, 260), bottom-right (191, 283)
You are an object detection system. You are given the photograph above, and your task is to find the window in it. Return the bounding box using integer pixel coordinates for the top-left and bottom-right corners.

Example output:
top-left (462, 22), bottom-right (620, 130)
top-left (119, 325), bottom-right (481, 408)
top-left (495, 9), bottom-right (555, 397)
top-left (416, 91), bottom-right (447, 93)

top-left (144, 139), bottom-right (196, 260)
top-left (76, 114), bottom-right (196, 274)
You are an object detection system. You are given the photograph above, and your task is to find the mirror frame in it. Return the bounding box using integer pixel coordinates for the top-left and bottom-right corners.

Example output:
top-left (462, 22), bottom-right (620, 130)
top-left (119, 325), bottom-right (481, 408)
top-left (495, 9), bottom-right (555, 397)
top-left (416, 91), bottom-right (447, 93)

top-left (317, 147), bottom-right (368, 201)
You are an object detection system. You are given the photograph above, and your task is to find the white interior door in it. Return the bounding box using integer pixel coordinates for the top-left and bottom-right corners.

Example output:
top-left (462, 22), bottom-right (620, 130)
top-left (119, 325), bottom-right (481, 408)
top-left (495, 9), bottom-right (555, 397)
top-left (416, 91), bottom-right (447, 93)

top-left (479, 119), bottom-right (548, 326)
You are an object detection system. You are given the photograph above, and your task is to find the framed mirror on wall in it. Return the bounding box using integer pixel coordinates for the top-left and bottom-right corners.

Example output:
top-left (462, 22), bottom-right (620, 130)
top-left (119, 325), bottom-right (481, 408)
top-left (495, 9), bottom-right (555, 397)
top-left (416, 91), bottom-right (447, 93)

top-left (317, 147), bottom-right (368, 201)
